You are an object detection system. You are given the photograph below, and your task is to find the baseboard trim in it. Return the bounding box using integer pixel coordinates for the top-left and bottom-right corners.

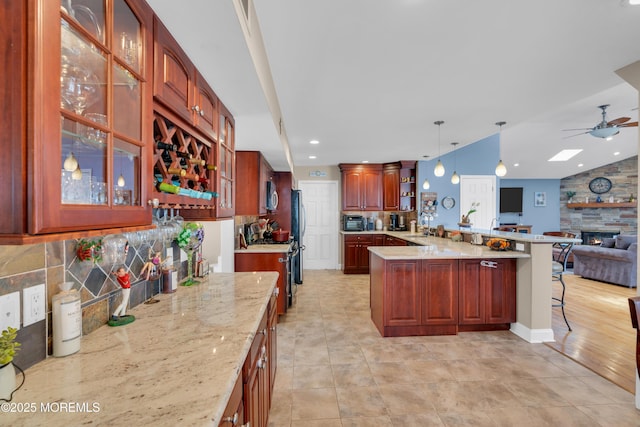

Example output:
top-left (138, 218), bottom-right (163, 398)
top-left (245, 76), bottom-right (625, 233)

top-left (510, 322), bottom-right (555, 343)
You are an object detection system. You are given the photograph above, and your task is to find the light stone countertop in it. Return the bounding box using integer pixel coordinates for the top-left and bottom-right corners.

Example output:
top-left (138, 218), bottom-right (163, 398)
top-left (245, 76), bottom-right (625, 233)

top-left (368, 238), bottom-right (530, 260)
top-left (341, 229), bottom-right (581, 245)
top-left (5, 272), bottom-right (278, 426)
top-left (235, 243), bottom-right (292, 253)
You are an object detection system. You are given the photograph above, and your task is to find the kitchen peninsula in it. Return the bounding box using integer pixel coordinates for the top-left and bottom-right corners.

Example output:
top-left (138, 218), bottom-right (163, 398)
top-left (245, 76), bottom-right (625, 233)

top-left (347, 229), bottom-right (580, 343)
top-left (4, 273), bottom-right (278, 426)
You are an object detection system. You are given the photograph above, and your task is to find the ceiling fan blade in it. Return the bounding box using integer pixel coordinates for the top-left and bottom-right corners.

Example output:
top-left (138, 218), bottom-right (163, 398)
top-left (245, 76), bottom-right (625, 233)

top-left (562, 128), bottom-right (592, 132)
top-left (619, 121), bottom-right (638, 128)
top-left (562, 131), bottom-right (589, 139)
top-left (607, 117), bottom-right (631, 126)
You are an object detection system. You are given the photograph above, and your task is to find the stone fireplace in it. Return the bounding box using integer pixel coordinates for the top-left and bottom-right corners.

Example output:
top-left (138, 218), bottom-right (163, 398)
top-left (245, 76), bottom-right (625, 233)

top-left (580, 230), bottom-right (619, 246)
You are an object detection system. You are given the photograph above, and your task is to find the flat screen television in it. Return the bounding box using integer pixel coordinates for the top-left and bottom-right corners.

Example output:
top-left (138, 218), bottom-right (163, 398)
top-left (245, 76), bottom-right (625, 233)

top-left (500, 187), bottom-right (523, 213)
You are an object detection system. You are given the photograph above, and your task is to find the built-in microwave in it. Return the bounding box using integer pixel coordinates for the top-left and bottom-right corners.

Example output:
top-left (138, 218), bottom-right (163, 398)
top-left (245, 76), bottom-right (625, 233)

top-left (266, 181), bottom-right (278, 210)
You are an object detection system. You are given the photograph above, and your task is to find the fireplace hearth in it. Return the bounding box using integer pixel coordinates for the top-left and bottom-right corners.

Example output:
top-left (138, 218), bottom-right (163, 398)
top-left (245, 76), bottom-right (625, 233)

top-left (580, 230), bottom-right (620, 245)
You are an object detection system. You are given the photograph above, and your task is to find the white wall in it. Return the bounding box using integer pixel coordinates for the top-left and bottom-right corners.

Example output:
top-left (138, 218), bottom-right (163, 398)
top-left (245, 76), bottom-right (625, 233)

top-left (201, 219), bottom-right (235, 272)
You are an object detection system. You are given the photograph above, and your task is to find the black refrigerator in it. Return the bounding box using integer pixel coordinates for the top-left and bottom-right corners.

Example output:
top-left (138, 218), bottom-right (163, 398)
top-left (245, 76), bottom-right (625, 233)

top-left (291, 189), bottom-right (305, 284)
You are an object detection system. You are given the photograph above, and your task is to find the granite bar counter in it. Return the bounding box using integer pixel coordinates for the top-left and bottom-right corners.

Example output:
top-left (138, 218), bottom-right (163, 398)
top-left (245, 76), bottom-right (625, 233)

top-left (4, 272), bottom-right (278, 426)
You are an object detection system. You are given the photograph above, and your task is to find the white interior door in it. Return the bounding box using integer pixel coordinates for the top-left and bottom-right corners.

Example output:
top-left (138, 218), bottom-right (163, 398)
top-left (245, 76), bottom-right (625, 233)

top-left (298, 180), bottom-right (339, 269)
top-left (460, 175), bottom-right (497, 230)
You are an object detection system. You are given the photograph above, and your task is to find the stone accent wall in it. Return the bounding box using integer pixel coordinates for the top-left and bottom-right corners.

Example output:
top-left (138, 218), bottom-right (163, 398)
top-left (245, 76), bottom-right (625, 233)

top-left (560, 156), bottom-right (637, 237)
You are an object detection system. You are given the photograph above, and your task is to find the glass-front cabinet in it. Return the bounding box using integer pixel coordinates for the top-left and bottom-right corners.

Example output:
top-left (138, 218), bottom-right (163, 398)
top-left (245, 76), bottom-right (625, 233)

top-left (217, 106), bottom-right (236, 218)
top-left (3, 0), bottom-right (153, 236)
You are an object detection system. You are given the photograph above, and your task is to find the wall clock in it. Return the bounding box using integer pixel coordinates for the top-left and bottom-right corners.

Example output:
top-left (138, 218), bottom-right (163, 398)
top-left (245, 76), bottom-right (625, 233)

top-left (588, 177), bottom-right (612, 194)
top-left (441, 196), bottom-right (455, 210)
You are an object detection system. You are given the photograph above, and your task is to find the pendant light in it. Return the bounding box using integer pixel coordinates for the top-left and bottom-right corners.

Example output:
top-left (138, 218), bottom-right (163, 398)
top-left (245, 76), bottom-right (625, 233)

top-left (422, 178), bottom-right (430, 190)
top-left (116, 151), bottom-right (126, 187)
top-left (433, 120), bottom-right (445, 177)
top-left (495, 121), bottom-right (507, 177)
top-left (450, 142), bottom-right (460, 184)
top-left (63, 152), bottom-right (78, 172)
top-left (71, 164), bottom-right (82, 180)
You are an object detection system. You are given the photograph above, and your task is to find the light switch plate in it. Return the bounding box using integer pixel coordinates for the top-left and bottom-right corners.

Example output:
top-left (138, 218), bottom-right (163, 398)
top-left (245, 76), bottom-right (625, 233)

top-left (515, 243), bottom-right (525, 251)
top-left (0, 291), bottom-right (21, 332)
top-left (23, 284), bottom-right (46, 326)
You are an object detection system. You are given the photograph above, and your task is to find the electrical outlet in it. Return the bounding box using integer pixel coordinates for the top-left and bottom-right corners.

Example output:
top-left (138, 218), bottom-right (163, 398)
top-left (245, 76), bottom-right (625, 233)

top-left (0, 291), bottom-right (21, 332)
top-left (23, 284), bottom-right (46, 327)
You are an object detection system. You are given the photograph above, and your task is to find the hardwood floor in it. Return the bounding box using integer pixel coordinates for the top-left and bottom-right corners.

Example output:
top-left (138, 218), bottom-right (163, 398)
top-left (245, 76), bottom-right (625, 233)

top-left (547, 273), bottom-right (638, 393)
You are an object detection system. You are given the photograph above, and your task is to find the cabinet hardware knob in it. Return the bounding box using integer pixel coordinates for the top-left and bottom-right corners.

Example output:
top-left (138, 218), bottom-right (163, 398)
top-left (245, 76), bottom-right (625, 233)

top-left (147, 198), bottom-right (159, 208)
top-left (199, 109), bottom-right (205, 116)
top-left (222, 412), bottom-right (238, 425)
top-left (270, 325), bottom-right (276, 331)
top-left (192, 105), bottom-right (200, 113)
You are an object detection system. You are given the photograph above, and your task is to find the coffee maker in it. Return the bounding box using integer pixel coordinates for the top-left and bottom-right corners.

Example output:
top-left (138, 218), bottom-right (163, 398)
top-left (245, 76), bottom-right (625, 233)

top-left (389, 214), bottom-right (399, 230)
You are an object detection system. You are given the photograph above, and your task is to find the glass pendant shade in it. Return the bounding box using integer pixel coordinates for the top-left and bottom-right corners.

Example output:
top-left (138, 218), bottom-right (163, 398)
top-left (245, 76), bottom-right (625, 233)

top-left (451, 171), bottom-right (460, 184)
top-left (64, 152), bottom-right (78, 172)
top-left (71, 165), bottom-right (83, 180)
top-left (434, 160), bottom-right (445, 177)
top-left (495, 160), bottom-right (507, 177)
top-left (422, 178), bottom-right (430, 190)
top-left (117, 174), bottom-right (126, 187)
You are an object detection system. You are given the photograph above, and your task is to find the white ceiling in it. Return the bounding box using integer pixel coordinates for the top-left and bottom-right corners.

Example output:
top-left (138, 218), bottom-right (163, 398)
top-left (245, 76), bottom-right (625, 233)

top-left (147, 0), bottom-right (640, 179)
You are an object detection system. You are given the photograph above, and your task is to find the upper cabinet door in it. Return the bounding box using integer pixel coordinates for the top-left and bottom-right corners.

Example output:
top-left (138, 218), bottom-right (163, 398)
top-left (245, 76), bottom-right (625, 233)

top-left (193, 71), bottom-right (218, 141)
top-left (153, 16), bottom-right (195, 125)
top-left (25, 0), bottom-right (153, 235)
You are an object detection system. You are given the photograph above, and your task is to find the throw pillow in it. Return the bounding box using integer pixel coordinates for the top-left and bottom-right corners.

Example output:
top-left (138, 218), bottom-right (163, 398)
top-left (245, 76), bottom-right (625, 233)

top-left (615, 235), bottom-right (636, 250)
top-left (600, 238), bottom-right (616, 248)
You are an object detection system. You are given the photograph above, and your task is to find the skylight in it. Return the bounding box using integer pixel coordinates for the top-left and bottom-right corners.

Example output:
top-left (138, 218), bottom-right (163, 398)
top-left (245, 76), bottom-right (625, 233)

top-left (548, 149), bottom-right (582, 162)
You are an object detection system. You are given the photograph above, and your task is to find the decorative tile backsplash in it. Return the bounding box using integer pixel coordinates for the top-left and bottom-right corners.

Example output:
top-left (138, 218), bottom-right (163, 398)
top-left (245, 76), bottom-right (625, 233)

top-left (0, 228), bottom-right (190, 370)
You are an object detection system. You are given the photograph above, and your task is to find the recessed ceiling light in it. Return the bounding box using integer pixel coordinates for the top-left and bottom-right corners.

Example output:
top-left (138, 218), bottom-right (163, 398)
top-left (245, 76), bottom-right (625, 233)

top-left (513, 163), bottom-right (519, 167)
top-left (630, 0), bottom-right (640, 5)
top-left (548, 149), bottom-right (582, 162)
top-left (362, 160), bottom-right (369, 163)
top-left (578, 163), bottom-right (584, 167)
top-left (309, 140), bottom-right (319, 145)
top-left (308, 155), bottom-right (317, 159)
top-left (614, 151), bottom-right (620, 156)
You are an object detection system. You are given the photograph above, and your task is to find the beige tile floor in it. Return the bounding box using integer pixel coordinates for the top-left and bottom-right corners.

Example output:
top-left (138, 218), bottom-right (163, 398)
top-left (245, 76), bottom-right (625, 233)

top-left (268, 270), bottom-right (639, 426)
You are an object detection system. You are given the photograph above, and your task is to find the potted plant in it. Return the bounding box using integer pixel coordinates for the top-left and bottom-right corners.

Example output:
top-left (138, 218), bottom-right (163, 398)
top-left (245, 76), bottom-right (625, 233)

top-left (566, 191), bottom-right (576, 203)
top-left (460, 202), bottom-right (479, 225)
top-left (0, 327), bottom-right (20, 400)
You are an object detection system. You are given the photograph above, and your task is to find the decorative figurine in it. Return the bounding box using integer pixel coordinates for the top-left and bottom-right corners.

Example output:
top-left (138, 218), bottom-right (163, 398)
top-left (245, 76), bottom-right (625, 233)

top-left (108, 266), bottom-right (135, 326)
top-left (140, 249), bottom-right (163, 281)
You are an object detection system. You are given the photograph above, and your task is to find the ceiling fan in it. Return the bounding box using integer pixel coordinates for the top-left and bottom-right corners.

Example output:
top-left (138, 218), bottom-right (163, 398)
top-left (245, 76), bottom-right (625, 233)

top-left (563, 104), bottom-right (638, 139)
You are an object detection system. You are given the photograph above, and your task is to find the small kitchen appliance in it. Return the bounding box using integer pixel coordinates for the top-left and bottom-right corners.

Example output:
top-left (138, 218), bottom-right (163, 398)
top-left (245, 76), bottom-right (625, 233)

top-left (343, 215), bottom-right (365, 231)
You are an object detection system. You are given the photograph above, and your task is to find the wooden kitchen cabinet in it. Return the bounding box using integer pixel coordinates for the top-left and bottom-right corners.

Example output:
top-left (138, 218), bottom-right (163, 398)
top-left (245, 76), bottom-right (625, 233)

top-left (399, 161), bottom-right (416, 212)
top-left (267, 290), bottom-right (278, 402)
top-left (383, 162), bottom-right (400, 211)
top-left (0, 0), bottom-right (154, 238)
top-left (339, 164), bottom-right (383, 211)
top-left (216, 105), bottom-right (236, 218)
top-left (383, 260), bottom-right (457, 330)
top-left (219, 373), bottom-right (245, 426)
top-left (370, 255), bottom-right (513, 337)
top-left (235, 251), bottom-right (288, 315)
top-left (153, 17), bottom-right (218, 142)
top-left (243, 308), bottom-right (269, 427)
top-left (344, 234), bottom-right (375, 274)
top-left (236, 151), bottom-right (274, 216)
top-left (384, 235), bottom-right (408, 246)
top-left (458, 259), bottom-right (516, 328)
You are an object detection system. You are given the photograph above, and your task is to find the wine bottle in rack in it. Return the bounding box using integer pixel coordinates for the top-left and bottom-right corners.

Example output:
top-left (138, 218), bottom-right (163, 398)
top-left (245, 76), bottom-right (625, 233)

top-left (188, 158), bottom-right (205, 166)
top-left (167, 167), bottom-right (186, 177)
top-left (175, 151), bottom-right (192, 159)
top-left (205, 164), bottom-right (217, 171)
top-left (157, 141), bottom-right (176, 151)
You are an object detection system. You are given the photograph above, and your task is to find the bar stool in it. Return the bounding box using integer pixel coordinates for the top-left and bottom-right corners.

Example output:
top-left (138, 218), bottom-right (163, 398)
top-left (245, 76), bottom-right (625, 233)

top-left (552, 260), bottom-right (571, 330)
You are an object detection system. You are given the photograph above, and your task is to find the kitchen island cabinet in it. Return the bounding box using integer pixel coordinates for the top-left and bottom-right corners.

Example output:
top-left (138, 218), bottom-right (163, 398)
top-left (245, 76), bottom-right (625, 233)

top-left (4, 272), bottom-right (278, 426)
top-left (369, 245), bottom-right (522, 337)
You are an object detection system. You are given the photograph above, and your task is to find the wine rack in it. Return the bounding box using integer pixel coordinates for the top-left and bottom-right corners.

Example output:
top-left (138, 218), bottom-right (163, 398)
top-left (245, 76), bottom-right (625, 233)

top-left (152, 112), bottom-right (216, 208)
